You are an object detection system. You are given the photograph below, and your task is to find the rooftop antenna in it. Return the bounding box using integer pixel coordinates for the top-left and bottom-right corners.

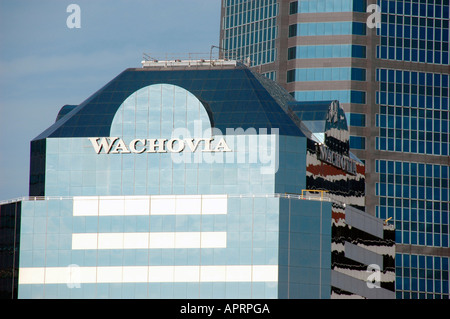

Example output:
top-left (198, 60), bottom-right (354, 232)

top-left (143, 53), bottom-right (151, 61)
top-left (210, 45), bottom-right (223, 63)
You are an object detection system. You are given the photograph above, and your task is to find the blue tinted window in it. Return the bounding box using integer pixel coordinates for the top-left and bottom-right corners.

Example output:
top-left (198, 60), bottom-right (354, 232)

top-left (221, 0), bottom-right (278, 66)
top-left (294, 90), bottom-right (366, 104)
top-left (352, 45), bottom-right (367, 58)
top-left (289, 0), bottom-right (366, 13)
top-left (350, 136), bottom-right (366, 149)
top-left (347, 113), bottom-right (366, 127)
top-left (378, 0), bottom-right (449, 65)
top-left (352, 22), bottom-right (367, 35)
top-left (286, 67), bottom-right (366, 82)
top-left (351, 68), bottom-right (367, 81)
top-left (353, 0), bottom-right (367, 12)
top-left (289, 21), bottom-right (366, 36)
top-left (289, 1), bottom-right (298, 14)
top-left (351, 91), bottom-right (366, 104)
top-left (288, 45), bottom-right (366, 59)
top-left (376, 68), bottom-right (450, 155)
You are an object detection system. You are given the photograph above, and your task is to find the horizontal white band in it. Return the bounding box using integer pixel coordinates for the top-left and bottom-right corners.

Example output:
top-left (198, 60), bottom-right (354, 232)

top-left (72, 232), bottom-right (227, 250)
top-left (18, 265), bottom-right (278, 285)
top-left (73, 195), bottom-right (227, 216)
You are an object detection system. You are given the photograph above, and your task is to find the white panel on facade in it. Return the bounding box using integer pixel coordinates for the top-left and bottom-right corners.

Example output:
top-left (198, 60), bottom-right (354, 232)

top-left (175, 232), bottom-right (201, 248)
top-left (124, 196), bottom-right (150, 215)
top-left (175, 195), bottom-right (202, 214)
top-left (18, 265), bottom-right (279, 284)
top-left (174, 266), bottom-right (200, 282)
top-left (97, 266), bottom-right (123, 283)
top-left (122, 266), bottom-right (148, 283)
top-left (226, 265), bottom-right (252, 282)
top-left (79, 267), bottom-right (97, 284)
top-left (148, 266), bottom-right (174, 282)
top-left (149, 232), bottom-right (175, 249)
top-left (99, 197), bottom-right (125, 216)
top-left (123, 233), bottom-right (149, 249)
top-left (72, 232), bottom-right (227, 250)
top-left (202, 195), bottom-right (228, 214)
top-left (18, 267), bottom-right (45, 284)
top-left (252, 265), bottom-right (278, 282)
top-left (72, 195), bottom-right (228, 216)
top-left (73, 197), bottom-right (98, 216)
top-left (72, 233), bottom-right (98, 250)
top-left (98, 233), bottom-right (124, 249)
top-left (44, 267), bottom-right (68, 284)
top-left (150, 195), bottom-right (176, 215)
top-left (200, 266), bottom-right (226, 282)
top-left (201, 232), bottom-right (227, 248)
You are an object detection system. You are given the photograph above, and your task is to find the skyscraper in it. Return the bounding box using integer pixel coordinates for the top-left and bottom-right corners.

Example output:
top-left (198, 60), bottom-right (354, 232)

top-left (0, 60), bottom-right (395, 299)
top-left (220, 0), bottom-right (450, 299)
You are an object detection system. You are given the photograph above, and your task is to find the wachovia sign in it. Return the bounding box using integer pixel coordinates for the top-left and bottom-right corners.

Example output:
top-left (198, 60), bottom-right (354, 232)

top-left (89, 137), bottom-right (232, 154)
top-left (87, 122), bottom-right (280, 175)
top-left (317, 143), bottom-right (357, 175)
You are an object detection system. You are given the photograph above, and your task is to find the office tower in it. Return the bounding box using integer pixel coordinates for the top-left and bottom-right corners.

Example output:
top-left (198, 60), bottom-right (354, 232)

top-left (220, 0), bottom-right (449, 298)
top-left (0, 59), bottom-right (394, 299)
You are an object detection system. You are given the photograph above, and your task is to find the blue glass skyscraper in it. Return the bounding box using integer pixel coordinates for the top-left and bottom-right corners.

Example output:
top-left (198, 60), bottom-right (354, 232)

top-left (220, 0), bottom-right (449, 299)
top-left (0, 59), bottom-right (395, 299)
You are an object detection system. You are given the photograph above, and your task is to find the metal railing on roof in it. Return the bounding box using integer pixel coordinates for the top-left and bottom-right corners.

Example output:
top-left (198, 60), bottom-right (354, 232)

top-left (141, 46), bottom-right (251, 69)
top-left (0, 193), bottom-right (338, 206)
top-left (0, 196), bottom-right (72, 205)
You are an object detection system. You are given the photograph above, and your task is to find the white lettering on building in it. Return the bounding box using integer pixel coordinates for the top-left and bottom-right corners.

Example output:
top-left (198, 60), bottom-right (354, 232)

top-left (88, 137), bottom-right (232, 154)
top-left (317, 144), bottom-right (357, 175)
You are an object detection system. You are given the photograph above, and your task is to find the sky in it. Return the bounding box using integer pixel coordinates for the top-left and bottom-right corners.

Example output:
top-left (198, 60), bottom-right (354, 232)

top-left (0, 0), bottom-right (222, 201)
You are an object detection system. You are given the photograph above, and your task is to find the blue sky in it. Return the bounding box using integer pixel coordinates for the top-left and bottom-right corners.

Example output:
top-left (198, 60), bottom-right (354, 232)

top-left (0, 0), bottom-right (221, 201)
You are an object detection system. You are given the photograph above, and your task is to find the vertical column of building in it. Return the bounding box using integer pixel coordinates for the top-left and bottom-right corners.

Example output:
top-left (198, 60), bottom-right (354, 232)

top-left (221, 1), bottom-right (375, 212)
top-left (374, 0), bottom-right (450, 299)
top-left (0, 201), bottom-right (21, 299)
top-left (219, 0), bottom-right (450, 299)
top-left (284, 0), bottom-right (379, 218)
top-left (285, 1), bottom-right (369, 151)
top-left (220, 0), bottom-right (279, 80)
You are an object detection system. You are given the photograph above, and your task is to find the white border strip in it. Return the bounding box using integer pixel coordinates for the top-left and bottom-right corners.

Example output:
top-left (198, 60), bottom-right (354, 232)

top-left (72, 232), bottom-right (227, 250)
top-left (18, 265), bottom-right (278, 285)
top-left (73, 195), bottom-right (228, 216)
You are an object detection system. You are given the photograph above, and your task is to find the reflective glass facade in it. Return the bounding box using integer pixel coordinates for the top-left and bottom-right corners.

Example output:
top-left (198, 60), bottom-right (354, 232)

top-left (287, 44), bottom-right (367, 60)
top-left (289, 22), bottom-right (367, 37)
top-left (376, 69), bottom-right (449, 155)
top-left (396, 253), bottom-right (449, 298)
top-left (220, 0), bottom-right (450, 299)
top-left (293, 90), bottom-right (366, 105)
top-left (221, 0), bottom-right (278, 66)
top-left (0, 63), bottom-right (395, 299)
top-left (376, 160), bottom-right (449, 247)
top-left (18, 66), bottom-right (331, 299)
top-left (377, 0), bottom-right (450, 65)
top-left (287, 67), bottom-right (366, 83)
top-left (285, 1), bottom-right (368, 108)
top-left (289, 0), bottom-right (367, 14)
top-left (0, 202), bottom-right (21, 299)
top-left (18, 195), bottom-right (332, 299)
top-left (373, 0), bottom-right (450, 299)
